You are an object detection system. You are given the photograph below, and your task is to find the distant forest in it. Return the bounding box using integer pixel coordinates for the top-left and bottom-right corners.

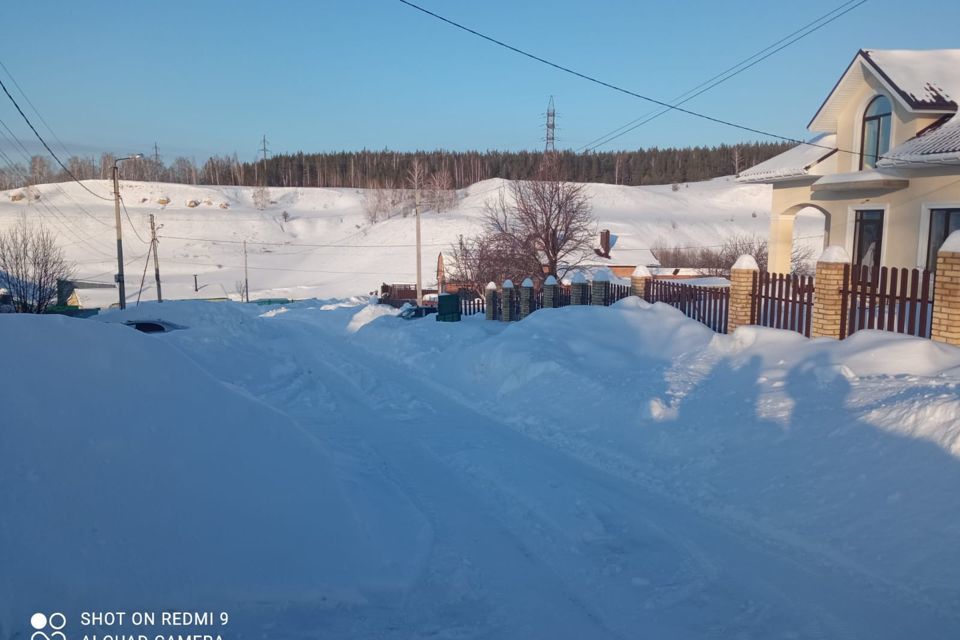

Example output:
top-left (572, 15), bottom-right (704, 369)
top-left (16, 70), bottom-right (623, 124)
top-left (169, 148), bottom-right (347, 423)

top-left (0, 142), bottom-right (792, 191)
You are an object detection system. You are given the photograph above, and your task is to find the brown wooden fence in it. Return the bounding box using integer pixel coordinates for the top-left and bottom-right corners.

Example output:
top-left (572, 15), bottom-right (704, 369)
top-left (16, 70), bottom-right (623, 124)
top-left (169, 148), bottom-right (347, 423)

top-left (751, 272), bottom-right (815, 337)
top-left (644, 279), bottom-right (729, 333)
top-left (839, 264), bottom-right (935, 339)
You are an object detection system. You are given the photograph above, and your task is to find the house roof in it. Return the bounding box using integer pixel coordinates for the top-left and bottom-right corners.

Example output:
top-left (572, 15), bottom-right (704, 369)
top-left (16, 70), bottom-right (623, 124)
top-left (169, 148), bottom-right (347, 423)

top-left (736, 134), bottom-right (837, 183)
top-left (809, 49), bottom-right (960, 132)
top-left (878, 113), bottom-right (960, 166)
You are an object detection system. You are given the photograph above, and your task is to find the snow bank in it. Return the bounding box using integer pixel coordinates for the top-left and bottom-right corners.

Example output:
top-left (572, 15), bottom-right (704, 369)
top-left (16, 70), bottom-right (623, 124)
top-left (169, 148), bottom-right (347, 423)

top-left (0, 313), bottom-right (394, 623)
top-left (349, 299), bottom-right (960, 603)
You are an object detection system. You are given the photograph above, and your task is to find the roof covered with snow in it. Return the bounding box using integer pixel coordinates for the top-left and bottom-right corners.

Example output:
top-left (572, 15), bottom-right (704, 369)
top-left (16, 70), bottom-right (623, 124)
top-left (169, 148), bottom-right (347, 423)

top-left (810, 49), bottom-right (960, 133)
top-left (878, 114), bottom-right (960, 166)
top-left (737, 134), bottom-right (837, 183)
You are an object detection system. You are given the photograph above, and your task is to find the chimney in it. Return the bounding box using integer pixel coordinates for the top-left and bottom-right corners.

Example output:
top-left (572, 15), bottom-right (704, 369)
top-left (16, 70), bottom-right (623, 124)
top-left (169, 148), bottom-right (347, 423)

top-left (595, 229), bottom-right (611, 258)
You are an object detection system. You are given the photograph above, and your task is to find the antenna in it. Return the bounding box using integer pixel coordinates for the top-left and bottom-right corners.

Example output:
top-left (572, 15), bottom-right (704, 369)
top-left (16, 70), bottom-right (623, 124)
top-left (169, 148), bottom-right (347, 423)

top-left (544, 96), bottom-right (556, 153)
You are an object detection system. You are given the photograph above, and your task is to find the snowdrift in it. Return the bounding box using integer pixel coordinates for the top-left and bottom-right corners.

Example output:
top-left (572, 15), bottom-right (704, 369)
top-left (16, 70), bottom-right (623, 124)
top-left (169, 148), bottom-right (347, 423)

top-left (0, 313), bottom-right (392, 627)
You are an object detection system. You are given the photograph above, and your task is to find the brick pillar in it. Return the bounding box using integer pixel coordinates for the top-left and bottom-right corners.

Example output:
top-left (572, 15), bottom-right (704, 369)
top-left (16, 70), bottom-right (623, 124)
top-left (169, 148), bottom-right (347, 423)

top-left (570, 273), bottom-right (588, 305)
top-left (631, 265), bottom-right (651, 300)
top-left (543, 275), bottom-right (559, 308)
top-left (811, 246), bottom-right (850, 339)
top-left (591, 269), bottom-right (610, 305)
top-left (727, 254), bottom-right (759, 334)
top-left (501, 279), bottom-right (515, 322)
top-left (484, 281), bottom-right (496, 321)
top-left (519, 278), bottom-right (534, 319)
top-left (932, 234), bottom-right (960, 346)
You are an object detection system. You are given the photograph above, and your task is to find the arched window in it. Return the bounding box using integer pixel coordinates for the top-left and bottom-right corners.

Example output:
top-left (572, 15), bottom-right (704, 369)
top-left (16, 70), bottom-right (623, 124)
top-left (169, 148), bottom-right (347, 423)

top-left (860, 95), bottom-right (892, 169)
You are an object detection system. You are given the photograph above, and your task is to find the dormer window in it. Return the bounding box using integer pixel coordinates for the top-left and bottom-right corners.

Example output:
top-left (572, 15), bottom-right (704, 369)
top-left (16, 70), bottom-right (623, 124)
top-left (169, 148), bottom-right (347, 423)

top-left (860, 95), bottom-right (892, 169)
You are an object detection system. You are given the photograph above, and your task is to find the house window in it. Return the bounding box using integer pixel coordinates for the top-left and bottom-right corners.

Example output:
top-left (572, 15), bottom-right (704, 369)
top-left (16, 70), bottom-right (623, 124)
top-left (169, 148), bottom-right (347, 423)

top-left (860, 95), bottom-right (892, 169)
top-left (927, 208), bottom-right (960, 270)
top-left (853, 209), bottom-right (884, 268)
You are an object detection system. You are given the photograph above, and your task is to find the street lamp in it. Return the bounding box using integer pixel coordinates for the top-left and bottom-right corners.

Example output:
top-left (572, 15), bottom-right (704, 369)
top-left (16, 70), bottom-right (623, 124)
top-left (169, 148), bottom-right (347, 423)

top-left (113, 154), bottom-right (143, 309)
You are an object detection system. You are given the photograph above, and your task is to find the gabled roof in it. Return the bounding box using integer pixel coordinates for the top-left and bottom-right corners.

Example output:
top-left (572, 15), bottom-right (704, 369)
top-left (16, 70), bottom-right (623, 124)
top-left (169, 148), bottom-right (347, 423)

top-left (809, 49), bottom-right (960, 132)
top-left (736, 134), bottom-right (837, 183)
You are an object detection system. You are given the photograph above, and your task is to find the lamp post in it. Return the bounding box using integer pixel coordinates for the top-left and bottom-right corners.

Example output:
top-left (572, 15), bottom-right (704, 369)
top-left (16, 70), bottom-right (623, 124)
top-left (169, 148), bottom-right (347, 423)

top-left (112, 154), bottom-right (142, 309)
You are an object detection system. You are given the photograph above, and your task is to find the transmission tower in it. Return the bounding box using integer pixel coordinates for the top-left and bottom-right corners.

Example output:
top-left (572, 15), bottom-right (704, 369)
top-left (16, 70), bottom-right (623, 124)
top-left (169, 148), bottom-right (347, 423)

top-left (544, 96), bottom-right (556, 153)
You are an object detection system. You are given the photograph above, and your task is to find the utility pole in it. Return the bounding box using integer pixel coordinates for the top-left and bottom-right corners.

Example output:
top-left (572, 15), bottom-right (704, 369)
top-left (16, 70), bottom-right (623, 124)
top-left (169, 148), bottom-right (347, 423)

top-left (243, 240), bottom-right (250, 303)
top-left (111, 155), bottom-right (143, 309)
top-left (112, 163), bottom-right (126, 309)
top-left (148, 214), bottom-right (162, 302)
top-left (193, 274), bottom-right (198, 293)
top-left (415, 183), bottom-right (422, 307)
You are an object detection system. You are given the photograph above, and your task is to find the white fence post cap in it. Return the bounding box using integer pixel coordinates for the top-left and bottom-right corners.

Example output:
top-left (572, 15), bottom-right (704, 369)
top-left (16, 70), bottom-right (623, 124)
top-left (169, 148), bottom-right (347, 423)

top-left (544, 275), bottom-right (558, 285)
top-left (485, 281), bottom-right (497, 291)
top-left (818, 246), bottom-right (851, 264)
top-left (521, 278), bottom-right (534, 287)
top-left (571, 272), bottom-right (587, 284)
top-left (631, 265), bottom-right (652, 277)
top-left (731, 254), bottom-right (759, 271)
top-left (940, 230), bottom-right (960, 253)
top-left (593, 268), bottom-right (611, 282)
top-left (502, 279), bottom-right (514, 289)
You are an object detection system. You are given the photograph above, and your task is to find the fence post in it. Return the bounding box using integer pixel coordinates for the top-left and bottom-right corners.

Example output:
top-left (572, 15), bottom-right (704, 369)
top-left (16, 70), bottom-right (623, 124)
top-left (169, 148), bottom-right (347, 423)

top-left (631, 265), bottom-right (651, 300)
top-left (811, 246), bottom-right (850, 339)
top-left (520, 278), bottom-right (534, 319)
top-left (932, 231), bottom-right (960, 346)
top-left (484, 281), bottom-right (497, 321)
top-left (501, 279), bottom-right (515, 322)
top-left (543, 275), bottom-right (559, 308)
top-left (570, 272), bottom-right (589, 305)
top-left (591, 269), bottom-right (611, 305)
top-left (728, 254), bottom-right (758, 333)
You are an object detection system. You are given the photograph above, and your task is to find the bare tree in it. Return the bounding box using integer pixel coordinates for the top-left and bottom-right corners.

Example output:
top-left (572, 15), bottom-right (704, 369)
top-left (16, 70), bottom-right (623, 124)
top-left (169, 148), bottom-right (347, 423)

top-left (652, 234), bottom-right (816, 277)
top-left (0, 217), bottom-right (72, 313)
top-left (252, 185), bottom-right (270, 211)
top-left (482, 159), bottom-right (595, 280)
top-left (447, 233), bottom-right (542, 298)
top-left (425, 170), bottom-right (455, 213)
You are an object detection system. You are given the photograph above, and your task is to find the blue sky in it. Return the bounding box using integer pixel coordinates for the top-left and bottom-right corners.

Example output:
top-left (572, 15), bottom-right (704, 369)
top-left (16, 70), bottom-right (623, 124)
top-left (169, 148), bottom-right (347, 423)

top-left (2, 0), bottom-right (959, 161)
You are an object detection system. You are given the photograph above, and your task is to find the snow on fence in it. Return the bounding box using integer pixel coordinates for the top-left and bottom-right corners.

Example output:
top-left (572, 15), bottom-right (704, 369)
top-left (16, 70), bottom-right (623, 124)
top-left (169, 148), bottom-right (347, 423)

top-left (479, 276), bottom-right (632, 322)
top-left (644, 279), bottom-right (730, 334)
top-left (839, 264), bottom-right (934, 339)
top-left (751, 272), bottom-right (815, 338)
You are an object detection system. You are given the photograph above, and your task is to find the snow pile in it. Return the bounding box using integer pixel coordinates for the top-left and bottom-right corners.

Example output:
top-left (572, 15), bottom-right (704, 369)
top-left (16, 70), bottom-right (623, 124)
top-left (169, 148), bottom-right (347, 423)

top-left (0, 312), bottom-right (424, 632)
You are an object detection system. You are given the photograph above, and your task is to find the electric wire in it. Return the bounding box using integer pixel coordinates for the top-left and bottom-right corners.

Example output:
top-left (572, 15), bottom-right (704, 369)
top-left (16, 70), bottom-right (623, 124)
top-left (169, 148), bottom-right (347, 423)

top-left (397, 0), bottom-right (959, 168)
top-left (0, 74), bottom-right (113, 200)
top-left (580, 0), bottom-right (867, 151)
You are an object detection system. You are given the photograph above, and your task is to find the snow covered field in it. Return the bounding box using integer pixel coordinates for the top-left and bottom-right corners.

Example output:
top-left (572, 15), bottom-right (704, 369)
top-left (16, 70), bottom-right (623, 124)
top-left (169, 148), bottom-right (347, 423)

top-left (2, 297), bottom-right (959, 639)
top-left (0, 178), bottom-right (826, 305)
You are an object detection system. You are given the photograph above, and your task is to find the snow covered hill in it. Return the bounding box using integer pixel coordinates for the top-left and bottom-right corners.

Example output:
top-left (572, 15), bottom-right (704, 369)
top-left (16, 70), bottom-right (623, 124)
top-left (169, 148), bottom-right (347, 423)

top-left (0, 178), bottom-right (826, 306)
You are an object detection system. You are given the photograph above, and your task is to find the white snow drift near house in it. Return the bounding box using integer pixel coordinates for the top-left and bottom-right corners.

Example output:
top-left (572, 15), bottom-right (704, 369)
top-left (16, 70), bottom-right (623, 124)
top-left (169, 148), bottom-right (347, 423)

top-left (0, 177), bottom-right (826, 305)
top-left (2, 296), bottom-right (959, 639)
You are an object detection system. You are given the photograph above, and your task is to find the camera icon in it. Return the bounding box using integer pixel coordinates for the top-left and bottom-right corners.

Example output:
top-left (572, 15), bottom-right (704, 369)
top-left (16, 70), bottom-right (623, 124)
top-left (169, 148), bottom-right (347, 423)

top-left (30, 612), bottom-right (66, 640)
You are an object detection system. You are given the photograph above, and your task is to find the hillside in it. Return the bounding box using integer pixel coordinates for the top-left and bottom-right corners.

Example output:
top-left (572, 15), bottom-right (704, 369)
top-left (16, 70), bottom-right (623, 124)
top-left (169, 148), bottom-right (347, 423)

top-left (0, 177), bottom-right (825, 306)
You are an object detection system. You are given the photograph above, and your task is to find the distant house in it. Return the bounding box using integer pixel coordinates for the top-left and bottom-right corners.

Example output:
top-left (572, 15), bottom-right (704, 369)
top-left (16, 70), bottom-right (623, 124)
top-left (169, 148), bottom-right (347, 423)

top-left (738, 49), bottom-right (960, 273)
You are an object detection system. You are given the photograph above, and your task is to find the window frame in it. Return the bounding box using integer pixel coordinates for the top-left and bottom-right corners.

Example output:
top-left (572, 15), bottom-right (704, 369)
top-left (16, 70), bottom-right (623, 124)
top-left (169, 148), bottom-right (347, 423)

top-left (852, 209), bottom-right (885, 269)
top-left (926, 208), bottom-right (960, 271)
top-left (859, 95), bottom-right (893, 170)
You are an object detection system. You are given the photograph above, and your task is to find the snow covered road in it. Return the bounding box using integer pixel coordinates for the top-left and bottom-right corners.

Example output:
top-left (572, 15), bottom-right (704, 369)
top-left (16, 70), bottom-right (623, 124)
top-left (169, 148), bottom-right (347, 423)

top-left (3, 299), bottom-right (960, 639)
top-left (167, 301), bottom-right (957, 638)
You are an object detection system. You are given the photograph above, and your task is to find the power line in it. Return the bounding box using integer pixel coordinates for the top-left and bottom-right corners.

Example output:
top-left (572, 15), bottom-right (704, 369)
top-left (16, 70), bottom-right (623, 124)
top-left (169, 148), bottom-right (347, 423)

top-left (397, 0), bottom-right (958, 169)
top-left (0, 59), bottom-right (77, 161)
top-left (0, 74), bottom-right (113, 201)
top-left (158, 233), bottom-right (449, 248)
top-left (119, 195), bottom-right (150, 244)
top-left (580, 0), bottom-right (867, 151)
top-left (0, 116), bottom-right (112, 227)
